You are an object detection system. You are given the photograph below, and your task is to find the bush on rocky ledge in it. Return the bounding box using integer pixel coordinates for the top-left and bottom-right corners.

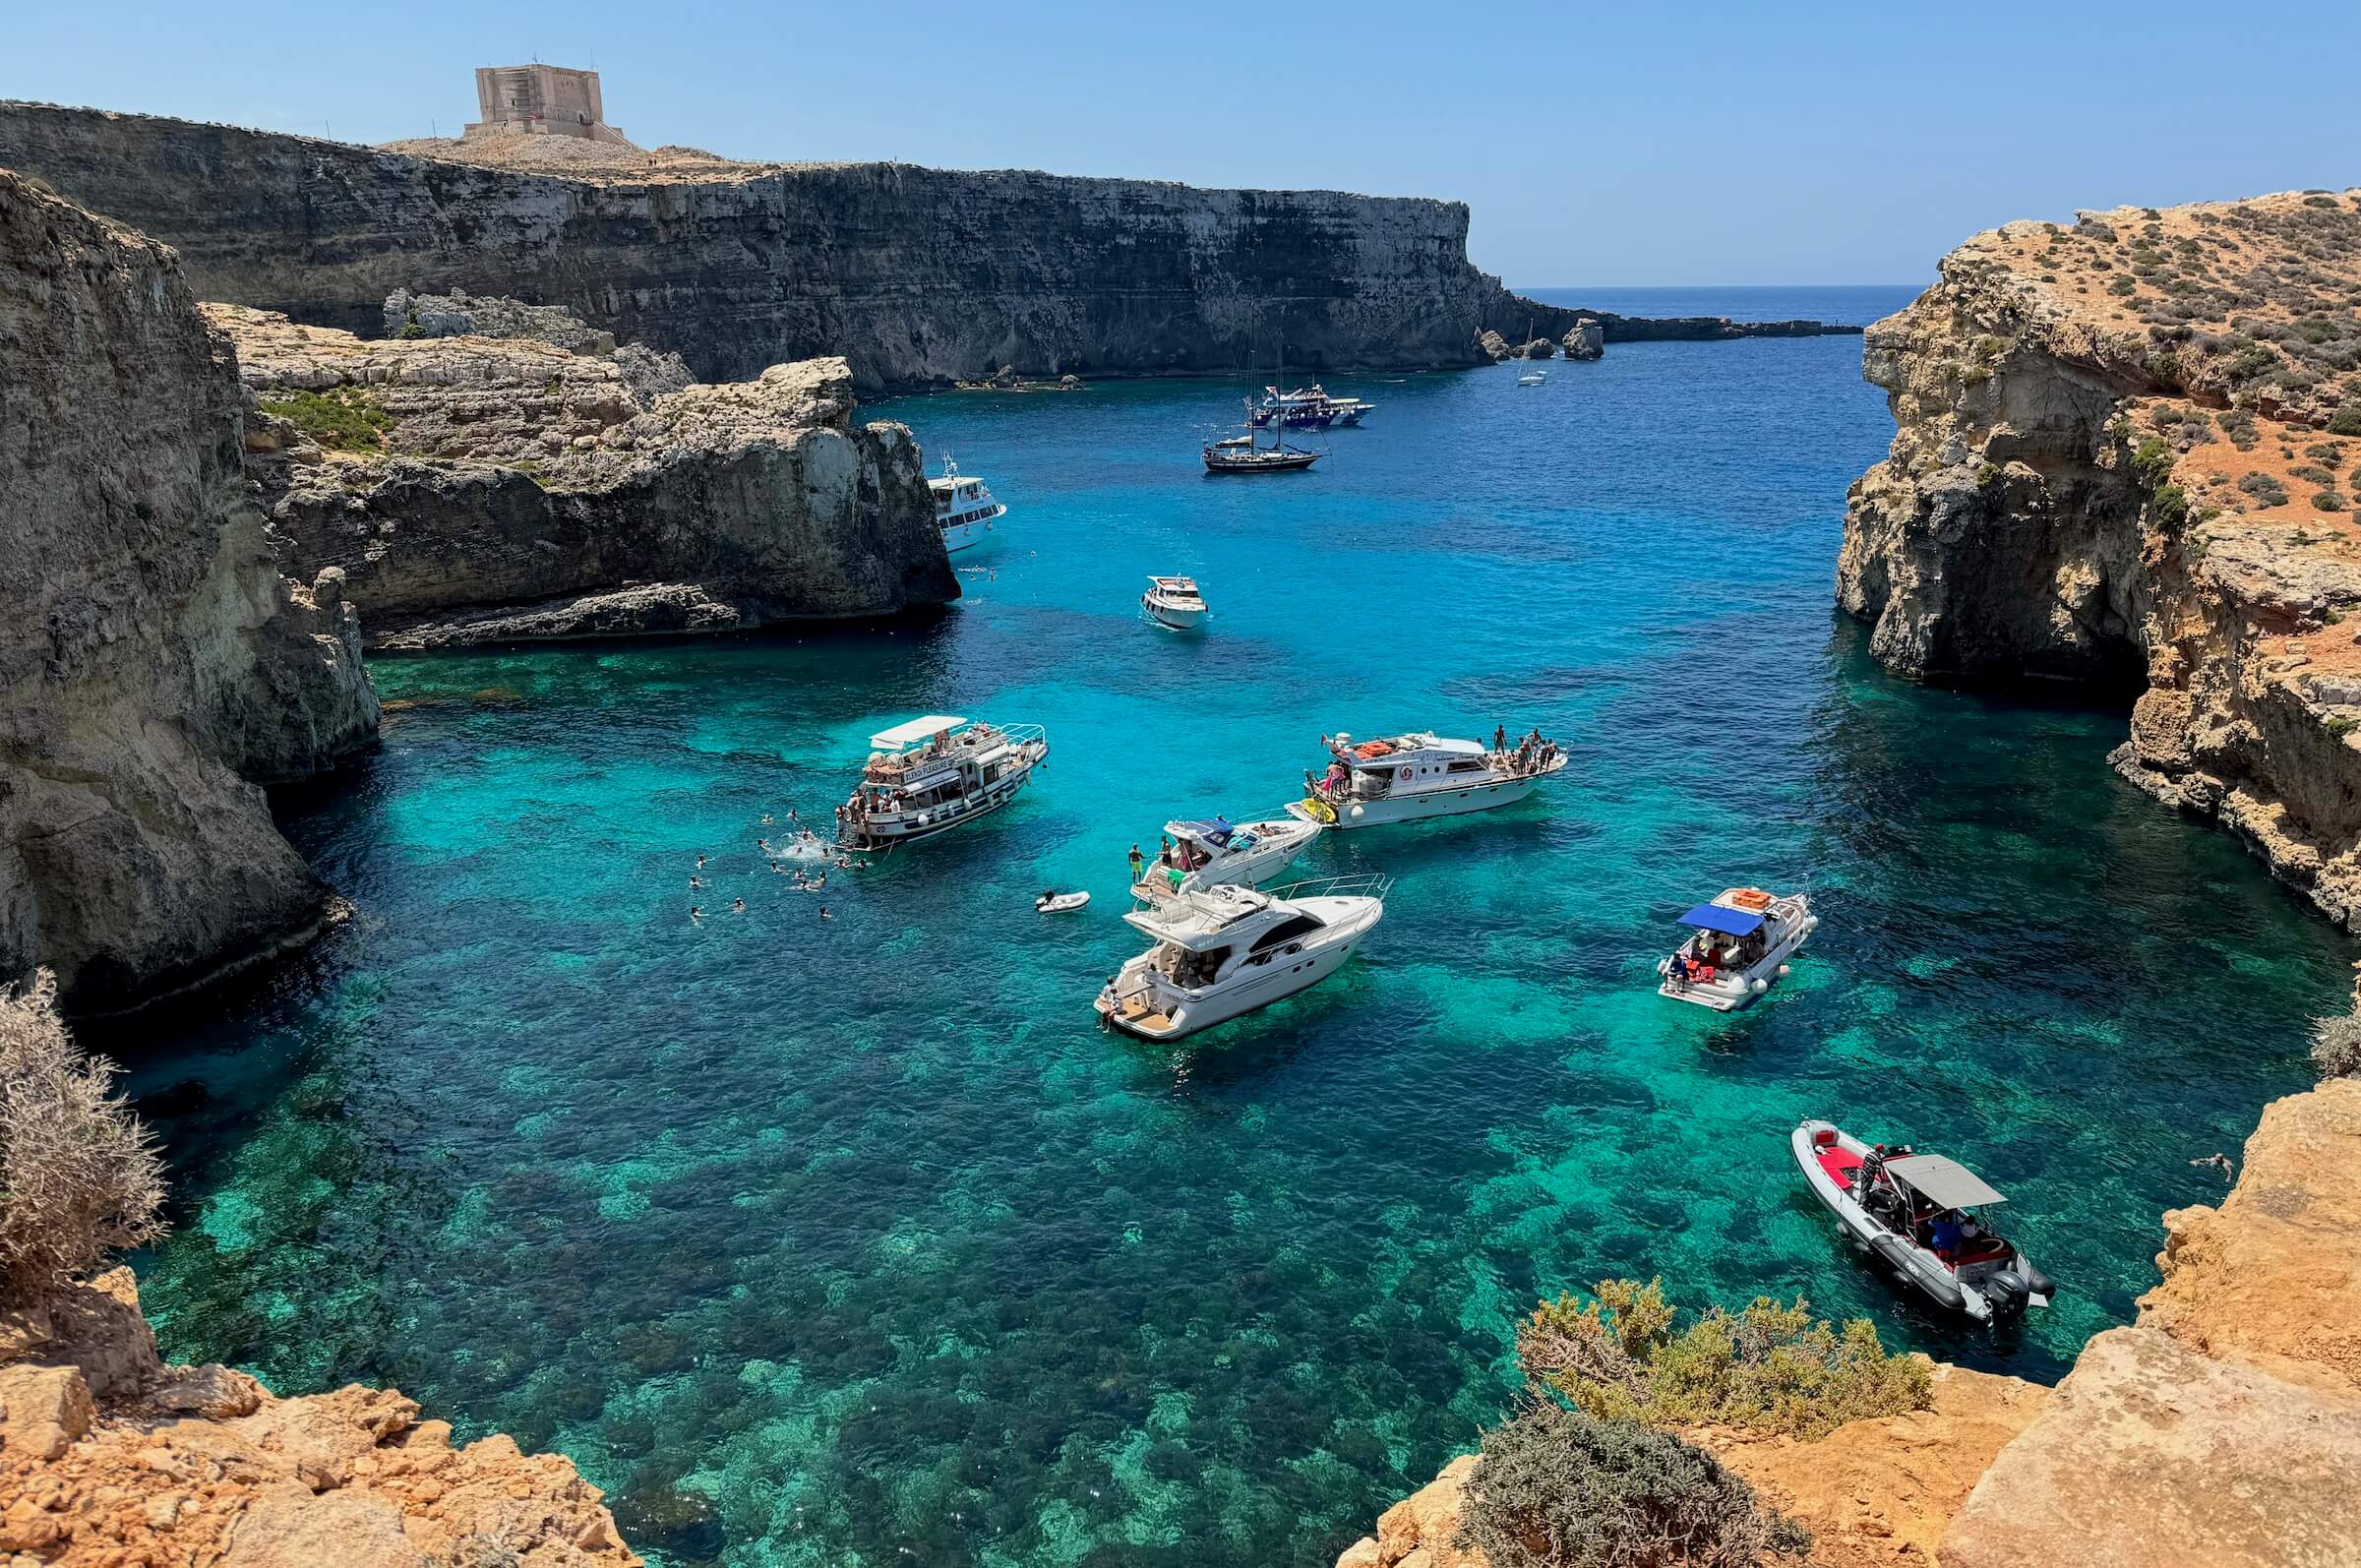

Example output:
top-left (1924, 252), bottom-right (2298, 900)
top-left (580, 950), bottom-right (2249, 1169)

top-left (2313, 1010), bottom-right (2361, 1079)
top-left (1454, 1400), bottom-right (1811, 1568)
top-left (1517, 1278), bottom-right (1931, 1441)
top-left (0, 970), bottom-right (167, 1307)
top-left (258, 386), bottom-right (394, 452)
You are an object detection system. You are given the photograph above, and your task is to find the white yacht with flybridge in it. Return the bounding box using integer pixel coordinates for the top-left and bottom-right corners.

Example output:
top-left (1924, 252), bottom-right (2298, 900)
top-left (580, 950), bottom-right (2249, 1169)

top-left (931, 457), bottom-right (1006, 554)
top-left (1133, 815), bottom-right (1324, 901)
top-left (1285, 729), bottom-right (1566, 828)
top-left (1095, 875), bottom-right (1388, 1040)
top-left (837, 716), bottom-right (1047, 848)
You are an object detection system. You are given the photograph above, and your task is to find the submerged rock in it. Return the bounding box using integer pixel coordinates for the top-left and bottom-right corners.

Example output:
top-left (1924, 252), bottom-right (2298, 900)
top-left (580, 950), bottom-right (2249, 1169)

top-left (0, 166), bottom-right (378, 1009)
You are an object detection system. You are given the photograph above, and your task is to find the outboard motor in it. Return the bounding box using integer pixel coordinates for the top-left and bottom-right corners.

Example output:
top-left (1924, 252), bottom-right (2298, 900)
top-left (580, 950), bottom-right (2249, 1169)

top-left (1985, 1266), bottom-right (2056, 1315)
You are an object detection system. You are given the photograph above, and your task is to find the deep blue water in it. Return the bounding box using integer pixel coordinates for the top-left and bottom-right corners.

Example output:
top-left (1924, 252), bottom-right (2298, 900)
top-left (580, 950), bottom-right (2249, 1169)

top-left (1519, 283), bottom-right (1916, 326)
top-left (119, 330), bottom-right (2346, 1568)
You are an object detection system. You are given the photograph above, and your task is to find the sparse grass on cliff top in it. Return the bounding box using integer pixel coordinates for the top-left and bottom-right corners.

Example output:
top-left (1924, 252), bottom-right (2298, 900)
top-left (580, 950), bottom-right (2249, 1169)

top-left (1517, 1278), bottom-right (1933, 1441)
top-left (259, 387), bottom-right (394, 453)
top-left (2314, 1011), bottom-right (2361, 1078)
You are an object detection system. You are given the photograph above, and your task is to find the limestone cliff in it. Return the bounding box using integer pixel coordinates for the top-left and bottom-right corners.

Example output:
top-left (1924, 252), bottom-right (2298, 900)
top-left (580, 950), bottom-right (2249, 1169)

top-left (0, 1268), bottom-right (638, 1567)
top-left (0, 103), bottom-right (1858, 392)
top-left (212, 305), bottom-right (955, 648)
top-left (0, 166), bottom-right (378, 1011)
top-left (1840, 189), bottom-right (2361, 927)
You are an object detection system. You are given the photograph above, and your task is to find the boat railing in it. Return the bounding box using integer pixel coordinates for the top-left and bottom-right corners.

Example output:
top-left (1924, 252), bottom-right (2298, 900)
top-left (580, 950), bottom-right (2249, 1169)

top-left (1261, 873), bottom-right (1394, 903)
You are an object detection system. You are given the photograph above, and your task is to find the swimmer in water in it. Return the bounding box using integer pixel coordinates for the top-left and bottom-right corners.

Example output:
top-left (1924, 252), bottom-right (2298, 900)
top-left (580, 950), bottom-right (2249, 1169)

top-left (761, 814), bottom-right (774, 825)
top-left (2190, 1152), bottom-right (2234, 1180)
top-left (732, 897), bottom-right (746, 914)
top-left (696, 853), bottom-right (707, 870)
top-left (817, 905), bottom-right (832, 920)
top-left (757, 838), bottom-right (770, 854)
top-left (690, 906), bottom-right (703, 922)
top-left (689, 875), bottom-right (705, 889)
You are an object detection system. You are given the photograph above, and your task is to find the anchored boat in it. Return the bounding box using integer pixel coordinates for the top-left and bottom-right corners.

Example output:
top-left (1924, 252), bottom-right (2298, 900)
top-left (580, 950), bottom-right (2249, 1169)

top-left (1656, 888), bottom-right (1816, 1010)
top-left (836, 716), bottom-right (1047, 848)
top-left (1133, 815), bottom-right (1323, 901)
top-left (1142, 574), bottom-right (1209, 630)
top-left (1285, 729), bottom-right (1565, 828)
top-left (1204, 398), bottom-right (1321, 473)
top-left (1246, 383), bottom-right (1377, 430)
top-left (1095, 874), bottom-right (1388, 1040)
top-left (930, 457), bottom-right (1006, 554)
top-left (1793, 1121), bottom-right (2057, 1322)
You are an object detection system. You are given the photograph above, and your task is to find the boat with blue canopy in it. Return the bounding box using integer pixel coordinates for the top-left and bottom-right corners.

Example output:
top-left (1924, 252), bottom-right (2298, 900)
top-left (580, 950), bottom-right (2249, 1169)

top-left (1135, 814), bottom-right (1323, 901)
top-left (1656, 887), bottom-right (1816, 1010)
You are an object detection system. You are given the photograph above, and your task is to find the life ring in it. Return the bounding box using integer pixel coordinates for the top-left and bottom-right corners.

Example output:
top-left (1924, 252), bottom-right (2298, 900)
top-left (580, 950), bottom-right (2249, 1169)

top-left (1301, 796), bottom-right (1337, 824)
top-left (1396, 765), bottom-right (1412, 782)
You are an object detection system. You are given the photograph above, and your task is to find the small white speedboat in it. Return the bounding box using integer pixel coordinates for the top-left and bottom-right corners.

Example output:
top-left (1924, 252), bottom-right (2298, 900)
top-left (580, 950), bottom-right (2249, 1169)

top-left (1095, 874), bottom-right (1387, 1040)
top-left (1037, 890), bottom-right (1090, 914)
top-left (1516, 368), bottom-right (1547, 387)
top-left (1656, 888), bottom-right (1815, 1010)
top-left (1142, 574), bottom-right (1208, 630)
top-left (1792, 1121), bottom-right (2056, 1322)
top-left (1133, 815), bottom-right (1322, 901)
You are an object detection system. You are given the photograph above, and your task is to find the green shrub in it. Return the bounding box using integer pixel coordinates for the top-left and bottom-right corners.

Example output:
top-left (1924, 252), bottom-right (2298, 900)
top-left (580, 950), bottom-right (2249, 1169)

top-left (2327, 716), bottom-right (2361, 740)
top-left (2154, 484), bottom-right (2190, 527)
top-left (2314, 1011), bottom-right (2361, 1077)
top-left (257, 388), bottom-right (394, 452)
top-left (2306, 443), bottom-right (2346, 468)
top-left (2110, 275), bottom-right (2138, 296)
top-left (1517, 1279), bottom-right (1932, 1442)
top-left (2240, 472), bottom-right (2291, 508)
top-left (2220, 408), bottom-right (2261, 448)
top-left (2315, 490), bottom-right (2345, 512)
top-left (1455, 1402), bottom-right (1810, 1568)
top-left (2329, 404), bottom-right (2361, 436)
top-left (2131, 437), bottom-right (2178, 489)
top-left (2290, 464), bottom-right (2338, 487)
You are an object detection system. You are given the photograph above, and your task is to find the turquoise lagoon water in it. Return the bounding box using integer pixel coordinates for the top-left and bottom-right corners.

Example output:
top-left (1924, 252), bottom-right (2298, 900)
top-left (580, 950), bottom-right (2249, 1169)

top-left (121, 286), bottom-right (2350, 1567)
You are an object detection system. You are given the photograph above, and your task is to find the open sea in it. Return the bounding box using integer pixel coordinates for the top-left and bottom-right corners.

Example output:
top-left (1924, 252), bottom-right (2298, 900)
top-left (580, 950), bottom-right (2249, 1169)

top-left (117, 285), bottom-right (2348, 1567)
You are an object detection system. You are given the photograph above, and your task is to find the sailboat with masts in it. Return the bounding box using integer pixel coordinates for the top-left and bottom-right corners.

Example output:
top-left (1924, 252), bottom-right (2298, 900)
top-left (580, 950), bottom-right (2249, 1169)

top-left (1204, 336), bottom-right (1323, 473)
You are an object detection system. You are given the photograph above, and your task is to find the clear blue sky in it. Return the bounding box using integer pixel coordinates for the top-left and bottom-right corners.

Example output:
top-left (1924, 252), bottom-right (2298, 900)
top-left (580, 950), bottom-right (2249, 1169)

top-left (9, 1), bottom-right (2356, 287)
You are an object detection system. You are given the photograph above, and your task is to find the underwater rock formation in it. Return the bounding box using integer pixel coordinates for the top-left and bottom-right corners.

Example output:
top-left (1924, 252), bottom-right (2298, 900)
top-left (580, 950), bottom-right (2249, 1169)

top-left (212, 305), bottom-right (955, 649)
top-left (0, 1269), bottom-right (640, 1567)
top-left (1841, 188), bottom-right (2361, 927)
top-left (0, 166), bottom-right (377, 1011)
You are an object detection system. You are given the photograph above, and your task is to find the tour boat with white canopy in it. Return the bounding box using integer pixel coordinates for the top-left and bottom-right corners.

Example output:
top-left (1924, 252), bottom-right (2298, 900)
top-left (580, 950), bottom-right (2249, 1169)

top-left (836, 715), bottom-right (1048, 848)
top-left (1285, 729), bottom-right (1566, 828)
top-left (1133, 814), bottom-right (1324, 901)
top-left (1142, 575), bottom-right (1209, 630)
top-left (930, 457), bottom-right (1006, 554)
top-left (1656, 887), bottom-right (1817, 1010)
top-left (1095, 874), bottom-right (1388, 1040)
top-left (1793, 1120), bottom-right (2057, 1322)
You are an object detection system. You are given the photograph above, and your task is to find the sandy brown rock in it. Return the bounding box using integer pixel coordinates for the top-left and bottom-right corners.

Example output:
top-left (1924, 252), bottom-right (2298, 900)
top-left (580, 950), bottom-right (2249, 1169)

top-left (207, 306), bottom-right (957, 647)
top-left (0, 166), bottom-right (377, 1010)
top-left (0, 1272), bottom-right (639, 1568)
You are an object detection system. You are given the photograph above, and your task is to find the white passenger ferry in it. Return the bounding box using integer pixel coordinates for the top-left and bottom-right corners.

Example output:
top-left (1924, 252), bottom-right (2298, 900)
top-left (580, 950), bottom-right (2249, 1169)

top-left (837, 715), bottom-right (1047, 848)
top-left (1284, 729), bottom-right (1566, 828)
top-left (930, 457), bottom-right (1006, 554)
top-left (1133, 815), bottom-right (1324, 901)
top-left (1095, 874), bottom-right (1388, 1040)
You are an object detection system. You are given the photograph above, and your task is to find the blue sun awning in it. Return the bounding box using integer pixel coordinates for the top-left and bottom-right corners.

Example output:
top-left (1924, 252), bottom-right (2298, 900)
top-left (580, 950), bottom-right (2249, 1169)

top-left (1679, 904), bottom-right (1764, 937)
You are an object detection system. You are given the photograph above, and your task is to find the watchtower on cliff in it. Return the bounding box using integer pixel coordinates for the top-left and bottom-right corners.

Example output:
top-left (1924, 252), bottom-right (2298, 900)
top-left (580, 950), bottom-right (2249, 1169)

top-left (465, 64), bottom-right (630, 145)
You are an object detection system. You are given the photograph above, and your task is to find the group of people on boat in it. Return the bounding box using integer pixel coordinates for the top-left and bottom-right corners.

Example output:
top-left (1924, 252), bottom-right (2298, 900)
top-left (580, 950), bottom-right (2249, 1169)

top-left (1489, 725), bottom-right (1560, 776)
top-left (1854, 1144), bottom-right (1999, 1263)
top-left (1666, 926), bottom-right (1767, 985)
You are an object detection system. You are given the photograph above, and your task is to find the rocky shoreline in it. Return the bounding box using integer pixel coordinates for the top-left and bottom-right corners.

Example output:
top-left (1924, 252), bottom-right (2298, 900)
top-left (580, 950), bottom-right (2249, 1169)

top-left (1335, 1078), bottom-right (2361, 1567)
top-left (0, 102), bottom-right (1859, 392)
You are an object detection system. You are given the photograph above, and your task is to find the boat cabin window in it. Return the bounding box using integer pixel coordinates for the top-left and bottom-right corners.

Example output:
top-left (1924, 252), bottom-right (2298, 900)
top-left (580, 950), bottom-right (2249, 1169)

top-left (1446, 758), bottom-right (1485, 774)
top-left (1251, 915), bottom-right (1323, 953)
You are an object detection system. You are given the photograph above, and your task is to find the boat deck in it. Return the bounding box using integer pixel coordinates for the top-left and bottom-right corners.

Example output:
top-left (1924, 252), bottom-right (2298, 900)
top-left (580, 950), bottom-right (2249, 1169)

top-left (1112, 995), bottom-right (1179, 1033)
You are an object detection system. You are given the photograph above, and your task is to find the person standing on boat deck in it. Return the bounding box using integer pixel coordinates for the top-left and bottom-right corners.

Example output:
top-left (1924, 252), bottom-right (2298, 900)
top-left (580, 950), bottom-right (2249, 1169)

top-left (1493, 724), bottom-right (1507, 753)
top-left (1128, 844), bottom-right (1146, 882)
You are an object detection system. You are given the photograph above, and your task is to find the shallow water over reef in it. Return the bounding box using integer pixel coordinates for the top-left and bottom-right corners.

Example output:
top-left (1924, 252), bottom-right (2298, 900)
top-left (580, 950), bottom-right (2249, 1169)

top-left (126, 291), bottom-right (2348, 1567)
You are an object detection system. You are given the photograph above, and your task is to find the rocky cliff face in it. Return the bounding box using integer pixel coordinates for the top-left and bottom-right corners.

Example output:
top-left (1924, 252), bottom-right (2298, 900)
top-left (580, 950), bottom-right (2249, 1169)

top-left (212, 305), bottom-right (954, 648)
top-left (0, 1268), bottom-right (639, 1567)
top-left (0, 104), bottom-right (1860, 392)
top-left (1841, 189), bottom-right (2361, 926)
top-left (0, 167), bottom-right (378, 1011)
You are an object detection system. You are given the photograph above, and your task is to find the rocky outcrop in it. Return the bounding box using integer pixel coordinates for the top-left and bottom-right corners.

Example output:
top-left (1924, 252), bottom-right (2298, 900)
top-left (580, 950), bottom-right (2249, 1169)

top-left (0, 166), bottom-right (378, 1010)
top-left (0, 1269), bottom-right (639, 1567)
top-left (0, 103), bottom-right (1861, 391)
top-left (1940, 1079), bottom-right (2361, 1566)
top-left (1330, 1365), bottom-right (2046, 1568)
top-left (212, 305), bottom-right (955, 648)
top-left (1841, 189), bottom-right (2361, 926)
top-left (1476, 289), bottom-right (1865, 352)
top-left (1560, 319), bottom-right (1604, 361)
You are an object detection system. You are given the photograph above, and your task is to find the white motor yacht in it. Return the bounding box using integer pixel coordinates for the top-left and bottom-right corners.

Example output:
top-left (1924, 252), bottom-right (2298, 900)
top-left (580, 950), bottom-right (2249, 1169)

top-left (838, 715), bottom-right (1047, 848)
top-left (1133, 815), bottom-right (1323, 901)
top-left (1095, 874), bottom-right (1388, 1040)
top-left (1516, 367), bottom-right (1547, 387)
top-left (1142, 574), bottom-right (1209, 630)
top-left (1793, 1121), bottom-right (2056, 1322)
top-left (930, 457), bottom-right (1007, 554)
top-left (1285, 730), bottom-right (1566, 828)
top-left (1656, 888), bottom-right (1816, 1010)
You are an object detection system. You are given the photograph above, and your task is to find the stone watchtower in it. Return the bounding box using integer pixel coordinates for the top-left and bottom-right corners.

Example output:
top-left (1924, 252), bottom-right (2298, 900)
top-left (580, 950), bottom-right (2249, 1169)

top-left (464, 64), bottom-right (631, 145)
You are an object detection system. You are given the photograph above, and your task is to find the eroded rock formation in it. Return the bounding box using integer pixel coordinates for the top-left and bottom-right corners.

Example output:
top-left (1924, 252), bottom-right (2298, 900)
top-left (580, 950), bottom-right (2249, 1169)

top-left (0, 166), bottom-right (377, 1010)
top-left (1841, 189), bottom-right (2361, 926)
top-left (0, 104), bottom-right (1859, 392)
top-left (0, 1269), bottom-right (639, 1567)
top-left (212, 305), bottom-right (954, 649)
